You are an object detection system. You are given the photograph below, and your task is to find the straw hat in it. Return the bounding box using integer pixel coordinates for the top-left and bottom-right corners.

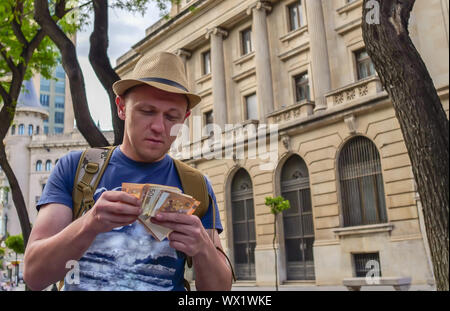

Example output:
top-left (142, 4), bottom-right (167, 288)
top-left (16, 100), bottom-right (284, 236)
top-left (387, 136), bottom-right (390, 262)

top-left (113, 51), bottom-right (201, 109)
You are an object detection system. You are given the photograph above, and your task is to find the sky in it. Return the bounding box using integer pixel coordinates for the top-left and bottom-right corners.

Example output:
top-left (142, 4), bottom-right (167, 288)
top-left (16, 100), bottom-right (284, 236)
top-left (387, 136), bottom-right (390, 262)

top-left (76, 3), bottom-right (162, 131)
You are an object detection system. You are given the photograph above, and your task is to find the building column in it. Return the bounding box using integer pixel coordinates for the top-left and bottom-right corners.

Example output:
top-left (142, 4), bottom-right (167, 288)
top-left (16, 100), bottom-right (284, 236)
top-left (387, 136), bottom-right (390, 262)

top-left (247, 1), bottom-right (274, 120)
top-left (206, 27), bottom-right (228, 129)
top-left (175, 49), bottom-right (192, 68)
top-left (175, 49), bottom-right (192, 134)
top-left (305, 0), bottom-right (332, 111)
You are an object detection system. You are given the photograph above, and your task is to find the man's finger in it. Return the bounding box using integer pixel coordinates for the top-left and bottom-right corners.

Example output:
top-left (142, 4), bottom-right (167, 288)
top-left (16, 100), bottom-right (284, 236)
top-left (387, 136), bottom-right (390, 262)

top-left (103, 201), bottom-right (142, 216)
top-left (102, 191), bottom-right (140, 206)
top-left (150, 218), bottom-right (195, 234)
top-left (153, 212), bottom-right (198, 225)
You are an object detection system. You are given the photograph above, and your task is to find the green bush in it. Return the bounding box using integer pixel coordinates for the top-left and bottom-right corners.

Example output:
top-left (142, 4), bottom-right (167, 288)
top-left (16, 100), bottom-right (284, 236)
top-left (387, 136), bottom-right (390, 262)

top-left (5, 234), bottom-right (24, 255)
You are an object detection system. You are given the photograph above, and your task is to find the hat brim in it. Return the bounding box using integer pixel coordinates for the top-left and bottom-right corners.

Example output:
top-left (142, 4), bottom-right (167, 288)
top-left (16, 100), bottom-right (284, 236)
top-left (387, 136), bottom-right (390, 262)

top-left (112, 79), bottom-right (201, 110)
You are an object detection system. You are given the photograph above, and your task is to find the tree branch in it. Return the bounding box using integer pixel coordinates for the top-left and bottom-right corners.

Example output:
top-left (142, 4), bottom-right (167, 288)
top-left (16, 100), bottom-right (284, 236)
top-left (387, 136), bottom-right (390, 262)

top-left (11, 20), bottom-right (29, 47)
top-left (0, 42), bottom-right (19, 77)
top-left (55, 0), bottom-right (68, 18)
top-left (0, 146), bottom-right (31, 247)
top-left (34, 0), bottom-right (109, 147)
top-left (89, 0), bottom-right (123, 145)
top-left (0, 83), bottom-right (11, 105)
top-left (23, 29), bottom-right (46, 64)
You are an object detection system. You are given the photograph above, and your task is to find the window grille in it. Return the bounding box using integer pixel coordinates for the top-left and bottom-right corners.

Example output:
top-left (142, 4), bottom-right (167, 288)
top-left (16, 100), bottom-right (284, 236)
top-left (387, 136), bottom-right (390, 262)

top-left (281, 155), bottom-right (315, 280)
top-left (231, 168), bottom-right (256, 280)
top-left (339, 136), bottom-right (387, 227)
top-left (353, 253), bottom-right (382, 278)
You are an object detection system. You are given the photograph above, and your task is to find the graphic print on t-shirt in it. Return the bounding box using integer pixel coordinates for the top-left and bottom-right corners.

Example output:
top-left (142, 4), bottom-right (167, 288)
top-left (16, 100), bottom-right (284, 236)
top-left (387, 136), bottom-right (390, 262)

top-left (65, 218), bottom-right (182, 291)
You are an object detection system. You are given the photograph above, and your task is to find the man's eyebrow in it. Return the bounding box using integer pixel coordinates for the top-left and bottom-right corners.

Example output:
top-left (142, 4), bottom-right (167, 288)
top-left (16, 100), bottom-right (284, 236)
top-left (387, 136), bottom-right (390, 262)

top-left (136, 103), bottom-right (182, 113)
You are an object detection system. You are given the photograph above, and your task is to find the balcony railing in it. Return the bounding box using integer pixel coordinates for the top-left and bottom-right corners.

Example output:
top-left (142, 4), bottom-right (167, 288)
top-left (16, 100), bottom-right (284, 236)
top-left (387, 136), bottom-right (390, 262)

top-left (267, 100), bottom-right (315, 125)
top-left (325, 76), bottom-right (384, 107)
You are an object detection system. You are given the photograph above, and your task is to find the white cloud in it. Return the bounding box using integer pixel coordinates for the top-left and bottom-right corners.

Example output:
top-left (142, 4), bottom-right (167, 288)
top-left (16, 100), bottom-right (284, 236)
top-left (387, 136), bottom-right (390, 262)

top-left (76, 3), bottom-right (161, 131)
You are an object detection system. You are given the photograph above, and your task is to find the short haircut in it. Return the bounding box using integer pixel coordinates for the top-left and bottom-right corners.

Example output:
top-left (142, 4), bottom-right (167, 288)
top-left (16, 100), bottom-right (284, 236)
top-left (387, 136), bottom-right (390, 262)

top-left (122, 84), bottom-right (190, 112)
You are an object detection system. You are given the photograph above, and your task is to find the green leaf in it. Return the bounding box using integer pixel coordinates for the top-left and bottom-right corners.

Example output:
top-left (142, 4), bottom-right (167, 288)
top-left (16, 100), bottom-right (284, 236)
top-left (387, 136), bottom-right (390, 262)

top-left (5, 234), bottom-right (24, 254)
top-left (265, 195), bottom-right (291, 215)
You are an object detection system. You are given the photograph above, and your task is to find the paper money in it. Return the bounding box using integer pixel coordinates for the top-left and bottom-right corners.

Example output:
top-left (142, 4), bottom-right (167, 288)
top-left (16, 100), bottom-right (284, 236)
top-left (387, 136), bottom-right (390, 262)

top-left (122, 183), bottom-right (181, 198)
top-left (122, 182), bottom-right (198, 242)
top-left (137, 215), bottom-right (172, 242)
top-left (153, 192), bottom-right (200, 216)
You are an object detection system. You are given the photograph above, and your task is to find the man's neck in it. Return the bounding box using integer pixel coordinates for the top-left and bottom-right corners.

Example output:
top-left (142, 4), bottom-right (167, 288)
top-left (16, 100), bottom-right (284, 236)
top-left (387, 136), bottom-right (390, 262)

top-left (119, 143), bottom-right (166, 163)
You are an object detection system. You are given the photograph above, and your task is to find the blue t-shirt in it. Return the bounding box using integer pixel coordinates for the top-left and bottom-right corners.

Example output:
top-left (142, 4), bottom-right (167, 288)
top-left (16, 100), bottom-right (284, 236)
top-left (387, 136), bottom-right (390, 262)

top-left (37, 146), bottom-right (222, 291)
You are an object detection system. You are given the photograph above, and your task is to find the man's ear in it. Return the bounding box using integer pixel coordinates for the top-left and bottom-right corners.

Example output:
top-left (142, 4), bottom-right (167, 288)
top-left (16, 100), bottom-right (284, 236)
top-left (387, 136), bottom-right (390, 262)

top-left (116, 96), bottom-right (126, 121)
top-left (184, 110), bottom-right (191, 120)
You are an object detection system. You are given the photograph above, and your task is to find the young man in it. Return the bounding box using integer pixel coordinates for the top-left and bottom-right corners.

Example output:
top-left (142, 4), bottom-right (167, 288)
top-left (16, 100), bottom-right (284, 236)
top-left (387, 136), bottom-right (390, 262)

top-left (23, 52), bottom-right (232, 291)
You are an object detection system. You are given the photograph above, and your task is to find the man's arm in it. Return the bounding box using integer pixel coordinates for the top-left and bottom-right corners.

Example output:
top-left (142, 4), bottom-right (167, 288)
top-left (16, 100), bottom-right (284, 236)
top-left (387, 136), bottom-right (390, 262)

top-left (23, 203), bottom-right (97, 291)
top-left (151, 213), bottom-right (232, 290)
top-left (193, 229), bottom-right (233, 291)
top-left (24, 191), bottom-right (142, 291)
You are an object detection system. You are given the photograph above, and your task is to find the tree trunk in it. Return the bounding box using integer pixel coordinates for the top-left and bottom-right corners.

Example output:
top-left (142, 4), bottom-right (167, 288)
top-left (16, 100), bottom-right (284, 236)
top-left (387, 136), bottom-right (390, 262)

top-left (0, 147), bottom-right (31, 247)
top-left (89, 0), bottom-right (124, 146)
top-left (0, 20), bottom-right (46, 247)
top-left (362, 0), bottom-right (449, 291)
top-left (34, 0), bottom-right (110, 148)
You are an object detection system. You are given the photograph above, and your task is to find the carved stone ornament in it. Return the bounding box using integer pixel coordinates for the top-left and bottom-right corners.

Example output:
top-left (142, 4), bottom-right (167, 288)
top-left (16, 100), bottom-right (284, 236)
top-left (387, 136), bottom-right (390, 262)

top-left (246, 1), bottom-right (272, 15)
top-left (344, 114), bottom-right (358, 134)
top-left (205, 27), bottom-right (228, 40)
top-left (281, 135), bottom-right (291, 151)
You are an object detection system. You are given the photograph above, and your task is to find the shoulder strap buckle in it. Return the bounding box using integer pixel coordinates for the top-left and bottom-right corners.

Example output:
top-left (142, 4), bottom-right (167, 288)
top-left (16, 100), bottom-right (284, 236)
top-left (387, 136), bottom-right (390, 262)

top-left (85, 162), bottom-right (99, 174)
top-left (76, 180), bottom-right (91, 193)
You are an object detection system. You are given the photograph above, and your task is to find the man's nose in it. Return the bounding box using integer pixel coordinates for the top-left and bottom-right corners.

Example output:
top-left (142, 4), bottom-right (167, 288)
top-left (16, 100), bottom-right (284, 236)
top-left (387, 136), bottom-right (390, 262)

top-left (149, 113), bottom-right (165, 133)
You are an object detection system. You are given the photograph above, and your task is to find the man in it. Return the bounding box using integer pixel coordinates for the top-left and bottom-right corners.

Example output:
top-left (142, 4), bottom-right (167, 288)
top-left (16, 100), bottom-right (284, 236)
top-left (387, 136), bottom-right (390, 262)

top-left (23, 52), bottom-right (233, 291)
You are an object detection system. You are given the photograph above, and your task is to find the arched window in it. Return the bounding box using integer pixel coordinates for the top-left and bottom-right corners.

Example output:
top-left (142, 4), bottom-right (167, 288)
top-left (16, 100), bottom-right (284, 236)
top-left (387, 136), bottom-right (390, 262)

top-left (36, 160), bottom-right (42, 172)
top-left (45, 160), bottom-right (52, 171)
top-left (28, 124), bottom-right (34, 136)
top-left (11, 125), bottom-right (16, 135)
top-left (36, 126), bottom-right (40, 135)
top-left (18, 124), bottom-right (25, 135)
top-left (231, 168), bottom-right (256, 280)
top-left (280, 155), bottom-right (315, 280)
top-left (339, 136), bottom-right (387, 227)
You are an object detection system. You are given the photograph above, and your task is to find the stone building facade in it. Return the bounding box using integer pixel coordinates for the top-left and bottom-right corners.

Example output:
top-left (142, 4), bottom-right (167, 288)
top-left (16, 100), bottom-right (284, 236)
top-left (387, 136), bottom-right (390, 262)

top-left (114, 0), bottom-right (448, 286)
top-left (0, 0), bottom-right (448, 289)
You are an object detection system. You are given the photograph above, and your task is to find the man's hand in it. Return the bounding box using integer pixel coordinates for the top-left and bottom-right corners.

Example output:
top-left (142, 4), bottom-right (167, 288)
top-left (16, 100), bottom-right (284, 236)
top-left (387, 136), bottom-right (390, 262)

top-left (83, 191), bottom-right (142, 235)
top-left (150, 212), bottom-right (212, 257)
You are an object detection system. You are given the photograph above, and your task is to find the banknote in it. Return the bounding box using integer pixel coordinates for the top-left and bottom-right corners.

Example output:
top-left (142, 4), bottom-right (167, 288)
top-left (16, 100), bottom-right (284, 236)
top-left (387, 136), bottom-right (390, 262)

top-left (152, 192), bottom-right (200, 216)
top-left (137, 214), bottom-right (172, 242)
top-left (122, 182), bottom-right (181, 199)
top-left (122, 182), bottom-right (198, 241)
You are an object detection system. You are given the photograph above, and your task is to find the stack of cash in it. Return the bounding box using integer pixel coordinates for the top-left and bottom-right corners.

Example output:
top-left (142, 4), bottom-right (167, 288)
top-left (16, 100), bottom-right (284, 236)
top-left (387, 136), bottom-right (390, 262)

top-left (122, 183), bottom-right (200, 241)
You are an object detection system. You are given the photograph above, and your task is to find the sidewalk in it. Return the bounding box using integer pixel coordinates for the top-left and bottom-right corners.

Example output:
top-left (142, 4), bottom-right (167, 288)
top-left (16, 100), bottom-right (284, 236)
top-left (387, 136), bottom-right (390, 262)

top-left (230, 284), bottom-right (436, 291)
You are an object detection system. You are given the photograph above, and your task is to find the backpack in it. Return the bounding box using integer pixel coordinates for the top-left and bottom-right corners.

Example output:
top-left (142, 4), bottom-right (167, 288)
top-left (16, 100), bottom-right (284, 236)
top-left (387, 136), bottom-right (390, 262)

top-left (59, 146), bottom-right (235, 290)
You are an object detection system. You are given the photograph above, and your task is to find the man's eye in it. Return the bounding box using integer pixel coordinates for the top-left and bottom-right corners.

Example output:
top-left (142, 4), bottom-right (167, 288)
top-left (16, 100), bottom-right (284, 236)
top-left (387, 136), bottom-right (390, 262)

top-left (166, 115), bottom-right (180, 121)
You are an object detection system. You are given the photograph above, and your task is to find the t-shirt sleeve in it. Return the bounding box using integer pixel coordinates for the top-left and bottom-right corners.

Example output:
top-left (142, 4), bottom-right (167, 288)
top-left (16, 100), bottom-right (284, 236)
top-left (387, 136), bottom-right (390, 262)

top-left (37, 151), bottom-right (82, 211)
top-left (200, 175), bottom-right (223, 234)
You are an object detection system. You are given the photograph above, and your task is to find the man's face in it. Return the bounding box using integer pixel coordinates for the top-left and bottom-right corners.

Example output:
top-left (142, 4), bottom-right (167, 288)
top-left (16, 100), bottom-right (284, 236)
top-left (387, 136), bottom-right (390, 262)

top-left (116, 84), bottom-right (189, 162)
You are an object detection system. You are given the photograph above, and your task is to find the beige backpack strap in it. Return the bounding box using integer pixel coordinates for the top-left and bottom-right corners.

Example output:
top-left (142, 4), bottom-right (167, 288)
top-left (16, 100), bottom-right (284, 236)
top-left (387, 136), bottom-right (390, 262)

top-left (72, 146), bottom-right (117, 220)
top-left (58, 146), bottom-right (116, 291)
top-left (172, 158), bottom-right (209, 219)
